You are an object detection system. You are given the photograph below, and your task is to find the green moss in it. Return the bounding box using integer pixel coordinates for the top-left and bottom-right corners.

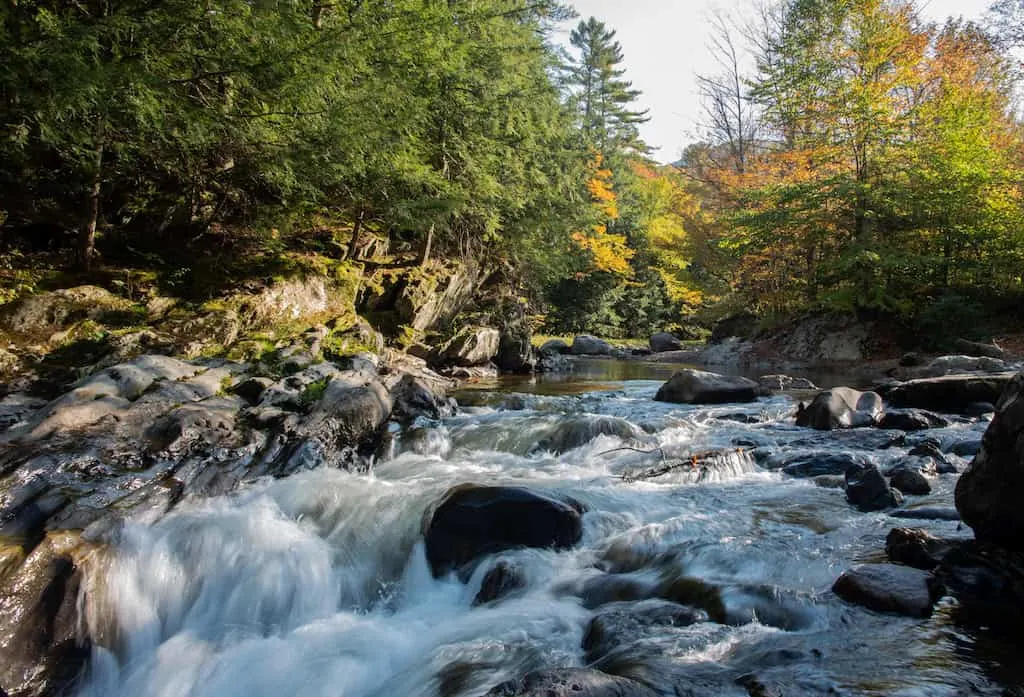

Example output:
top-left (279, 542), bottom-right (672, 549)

top-left (297, 376), bottom-right (331, 408)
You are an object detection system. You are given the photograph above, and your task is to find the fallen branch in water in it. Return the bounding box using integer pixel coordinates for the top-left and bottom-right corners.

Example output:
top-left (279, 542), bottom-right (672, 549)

top-left (620, 448), bottom-right (750, 483)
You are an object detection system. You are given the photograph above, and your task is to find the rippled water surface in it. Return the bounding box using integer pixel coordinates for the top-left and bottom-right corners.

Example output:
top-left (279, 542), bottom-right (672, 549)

top-left (76, 360), bottom-right (1015, 697)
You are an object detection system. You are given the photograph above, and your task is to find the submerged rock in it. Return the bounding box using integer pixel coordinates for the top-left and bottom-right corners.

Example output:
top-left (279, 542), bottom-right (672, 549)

top-left (582, 599), bottom-right (707, 664)
top-left (890, 506), bottom-right (960, 522)
top-left (845, 463), bottom-right (902, 511)
top-left (934, 542), bottom-right (1024, 635)
top-left (795, 387), bottom-right (883, 430)
top-left (532, 416), bottom-right (645, 455)
top-left (877, 409), bottom-right (950, 431)
top-left (955, 372), bottom-right (1024, 551)
top-left (654, 369), bottom-right (758, 405)
top-left (832, 563), bottom-right (939, 617)
top-left (423, 485), bottom-right (583, 577)
top-left (485, 669), bottom-right (658, 697)
top-left (774, 451), bottom-right (868, 478)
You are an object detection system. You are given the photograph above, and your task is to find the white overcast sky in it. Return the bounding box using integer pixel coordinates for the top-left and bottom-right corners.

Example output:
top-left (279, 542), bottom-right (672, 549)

top-left (559, 0), bottom-right (994, 162)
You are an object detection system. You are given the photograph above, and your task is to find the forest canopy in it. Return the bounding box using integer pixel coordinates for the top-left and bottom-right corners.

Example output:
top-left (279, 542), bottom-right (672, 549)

top-left (1, 0), bottom-right (1023, 342)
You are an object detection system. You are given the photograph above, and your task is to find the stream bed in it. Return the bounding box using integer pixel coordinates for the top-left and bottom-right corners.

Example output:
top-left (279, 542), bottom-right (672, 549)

top-left (73, 359), bottom-right (1019, 697)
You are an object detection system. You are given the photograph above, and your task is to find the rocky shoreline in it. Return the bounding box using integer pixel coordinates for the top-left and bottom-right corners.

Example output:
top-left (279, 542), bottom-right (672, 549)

top-left (1, 284), bottom-right (1024, 696)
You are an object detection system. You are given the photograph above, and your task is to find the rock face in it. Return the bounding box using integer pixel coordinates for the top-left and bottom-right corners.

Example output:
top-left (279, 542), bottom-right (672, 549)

top-left (649, 332), bottom-right (682, 353)
top-left (845, 463), bottom-right (902, 511)
top-left (484, 669), bottom-right (658, 697)
top-left (796, 387), bottom-right (883, 430)
top-left (571, 335), bottom-right (614, 356)
top-left (955, 372), bottom-right (1024, 551)
top-left (438, 327), bottom-right (501, 367)
top-left (423, 485), bottom-right (583, 577)
top-left (832, 563), bottom-right (938, 617)
top-left (884, 373), bottom-right (1016, 413)
top-left (655, 369), bottom-right (759, 405)
top-left (495, 330), bottom-right (536, 374)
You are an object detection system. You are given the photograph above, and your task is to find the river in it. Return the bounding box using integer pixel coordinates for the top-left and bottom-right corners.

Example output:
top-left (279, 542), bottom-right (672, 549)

top-left (73, 359), bottom-right (1017, 697)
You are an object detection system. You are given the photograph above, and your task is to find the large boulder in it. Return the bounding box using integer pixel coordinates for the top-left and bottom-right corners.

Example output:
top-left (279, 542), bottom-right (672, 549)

top-left (877, 409), bottom-right (949, 431)
top-left (955, 372), bottom-right (1024, 551)
top-left (923, 355), bottom-right (1010, 377)
top-left (539, 339), bottom-right (570, 355)
top-left (953, 339), bottom-right (1008, 360)
top-left (832, 563), bottom-right (939, 618)
top-left (571, 335), bottom-right (614, 356)
top-left (795, 387), bottom-right (883, 430)
top-left (438, 327), bottom-right (500, 367)
top-left (649, 332), bottom-right (682, 353)
top-left (423, 485), bottom-right (583, 577)
top-left (884, 373), bottom-right (1016, 414)
top-left (845, 463), bottom-right (902, 511)
top-left (484, 669), bottom-right (658, 697)
top-left (655, 369), bottom-right (758, 405)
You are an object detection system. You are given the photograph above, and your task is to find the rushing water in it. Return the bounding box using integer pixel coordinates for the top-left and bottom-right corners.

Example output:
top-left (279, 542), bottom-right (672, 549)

top-left (75, 359), bottom-right (1016, 697)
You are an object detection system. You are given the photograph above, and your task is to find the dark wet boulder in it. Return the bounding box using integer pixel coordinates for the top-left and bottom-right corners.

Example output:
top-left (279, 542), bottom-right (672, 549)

top-left (648, 332), bottom-right (682, 353)
top-left (907, 443), bottom-right (961, 474)
top-left (955, 373), bottom-right (1024, 551)
top-left (423, 485), bottom-right (583, 578)
top-left (473, 561), bottom-right (526, 606)
top-left (571, 335), bottom-right (614, 356)
top-left (484, 669), bottom-right (658, 697)
top-left (773, 451), bottom-right (868, 478)
top-left (389, 374), bottom-right (455, 423)
top-left (890, 506), bottom-right (960, 522)
top-left (582, 599), bottom-right (707, 664)
top-left (885, 528), bottom-right (957, 570)
top-left (884, 373), bottom-right (1016, 414)
top-left (231, 377), bottom-right (273, 405)
top-left (933, 542), bottom-right (1024, 636)
top-left (949, 437), bottom-right (982, 458)
top-left (845, 463), bottom-right (903, 511)
top-left (654, 369), bottom-right (758, 405)
top-left (495, 331), bottom-right (536, 374)
top-left (888, 466), bottom-right (932, 496)
top-left (539, 339), bottom-right (570, 355)
top-left (796, 387), bottom-right (883, 430)
top-left (0, 532), bottom-right (92, 697)
top-left (532, 416), bottom-right (645, 455)
top-left (438, 327), bottom-right (501, 367)
top-left (877, 409), bottom-right (949, 431)
top-left (832, 563), bottom-right (939, 617)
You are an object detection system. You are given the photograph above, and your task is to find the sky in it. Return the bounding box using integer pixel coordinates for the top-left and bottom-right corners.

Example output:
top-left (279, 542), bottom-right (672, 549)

top-left (558, 0), bottom-right (995, 163)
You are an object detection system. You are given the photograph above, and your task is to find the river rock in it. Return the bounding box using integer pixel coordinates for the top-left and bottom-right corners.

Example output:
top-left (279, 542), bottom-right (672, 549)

top-left (888, 466), bottom-right (932, 496)
top-left (649, 332), bottom-right (682, 353)
top-left (388, 373), bottom-right (455, 422)
top-left (533, 416), bottom-right (645, 455)
top-left (890, 506), bottom-right (960, 521)
top-left (832, 563), bottom-right (938, 617)
top-left (757, 375), bottom-right (818, 393)
top-left (654, 369), bottom-right (758, 405)
top-left (774, 452), bottom-right (868, 478)
top-left (933, 542), bottom-right (1024, 635)
top-left (485, 669), bottom-right (658, 697)
top-left (438, 327), bottom-right (501, 367)
top-left (539, 339), bottom-right (570, 355)
top-left (495, 330), bottom-right (536, 374)
top-left (949, 437), bottom-right (983, 458)
top-left (583, 599), bottom-right (707, 664)
top-left (884, 373), bottom-right (1016, 413)
top-left (571, 335), bottom-right (614, 356)
top-left (845, 463), bottom-right (902, 511)
top-left (473, 560), bottom-right (526, 606)
top-left (885, 528), bottom-right (956, 570)
top-left (795, 387), bottom-right (883, 430)
top-left (924, 355), bottom-right (1009, 376)
top-left (955, 372), bottom-right (1024, 551)
top-left (877, 409), bottom-right (949, 431)
top-left (953, 339), bottom-right (1008, 360)
top-left (423, 485), bottom-right (583, 577)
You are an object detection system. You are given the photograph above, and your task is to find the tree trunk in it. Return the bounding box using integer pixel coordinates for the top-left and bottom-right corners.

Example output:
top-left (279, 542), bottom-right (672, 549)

top-left (78, 124), bottom-right (104, 271)
top-left (419, 224), bottom-right (434, 267)
top-left (345, 208), bottom-right (365, 261)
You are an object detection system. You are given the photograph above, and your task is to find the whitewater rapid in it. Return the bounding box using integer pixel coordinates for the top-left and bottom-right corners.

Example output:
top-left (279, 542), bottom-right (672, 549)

top-left (74, 369), bottom-right (1003, 697)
